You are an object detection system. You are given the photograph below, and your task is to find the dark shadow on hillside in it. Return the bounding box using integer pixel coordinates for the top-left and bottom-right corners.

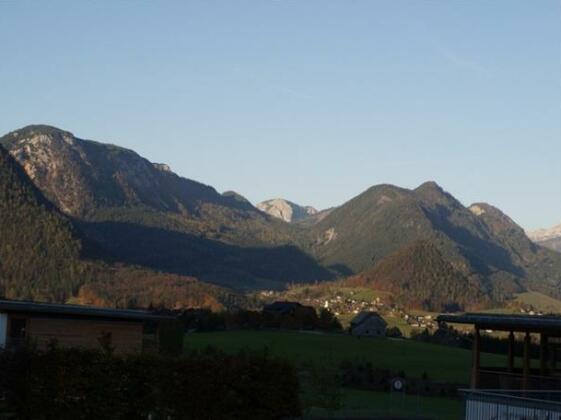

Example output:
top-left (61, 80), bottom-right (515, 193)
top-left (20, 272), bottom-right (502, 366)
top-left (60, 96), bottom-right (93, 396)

top-left (78, 220), bottom-right (336, 291)
top-left (423, 205), bottom-right (525, 277)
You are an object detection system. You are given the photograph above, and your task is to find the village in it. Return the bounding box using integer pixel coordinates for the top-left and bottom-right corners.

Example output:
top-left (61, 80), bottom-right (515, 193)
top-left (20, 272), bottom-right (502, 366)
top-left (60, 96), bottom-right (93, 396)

top-left (260, 287), bottom-right (549, 337)
top-left (260, 288), bottom-right (440, 333)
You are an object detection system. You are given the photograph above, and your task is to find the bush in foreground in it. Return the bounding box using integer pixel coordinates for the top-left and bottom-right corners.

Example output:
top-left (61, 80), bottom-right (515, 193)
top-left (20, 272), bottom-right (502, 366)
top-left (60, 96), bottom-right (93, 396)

top-left (0, 345), bottom-right (301, 420)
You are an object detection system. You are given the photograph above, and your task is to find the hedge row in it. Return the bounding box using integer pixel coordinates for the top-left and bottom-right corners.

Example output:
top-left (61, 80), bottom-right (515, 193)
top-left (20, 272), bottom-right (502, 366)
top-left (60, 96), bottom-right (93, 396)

top-left (339, 361), bottom-right (462, 398)
top-left (0, 345), bottom-right (301, 420)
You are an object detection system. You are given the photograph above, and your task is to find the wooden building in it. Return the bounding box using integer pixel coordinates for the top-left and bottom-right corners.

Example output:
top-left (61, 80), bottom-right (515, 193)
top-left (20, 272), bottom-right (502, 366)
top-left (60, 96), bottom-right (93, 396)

top-left (0, 299), bottom-right (173, 354)
top-left (350, 311), bottom-right (387, 337)
top-left (437, 313), bottom-right (561, 419)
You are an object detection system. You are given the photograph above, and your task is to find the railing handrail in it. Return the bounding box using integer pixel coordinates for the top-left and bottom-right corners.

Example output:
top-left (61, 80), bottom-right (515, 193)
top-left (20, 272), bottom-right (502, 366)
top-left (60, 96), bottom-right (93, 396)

top-left (463, 389), bottom-right (561, 395)
top-left (460, 389), bottom-right (561, 408)
top-left (479, 368), bottom-right (561, 379)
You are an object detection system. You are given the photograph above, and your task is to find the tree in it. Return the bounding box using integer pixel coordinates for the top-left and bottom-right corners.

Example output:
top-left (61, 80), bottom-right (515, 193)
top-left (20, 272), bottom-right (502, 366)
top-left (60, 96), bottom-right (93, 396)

top-left (318, 309), bottom-right (342, 331)
top-left (386, 326), bottom-right (403, 338)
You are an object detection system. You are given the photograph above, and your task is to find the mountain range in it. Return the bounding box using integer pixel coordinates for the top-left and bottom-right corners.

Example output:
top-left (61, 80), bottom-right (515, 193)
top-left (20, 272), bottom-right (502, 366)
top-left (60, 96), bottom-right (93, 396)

top-left (1, 125), bottom-right (560, 311)
top-left (0, 125), bottom-right (331, 291)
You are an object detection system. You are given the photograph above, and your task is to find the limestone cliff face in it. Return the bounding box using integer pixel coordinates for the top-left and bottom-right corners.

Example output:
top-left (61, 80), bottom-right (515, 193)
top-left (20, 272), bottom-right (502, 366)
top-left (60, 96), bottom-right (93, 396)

top-left (256, 198), bottom-right (318, 223)
top-left (0, 125), bottom-right (255, 220)
top-left (5, 128), bottom-right (94, 215)
top-left (0, 125), bottom-right (304, 251)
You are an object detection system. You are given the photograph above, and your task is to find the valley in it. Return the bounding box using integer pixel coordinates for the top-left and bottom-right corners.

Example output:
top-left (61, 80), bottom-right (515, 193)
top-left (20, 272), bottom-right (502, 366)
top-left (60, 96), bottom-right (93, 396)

top-left (2, 4), bottom-right (558, 419)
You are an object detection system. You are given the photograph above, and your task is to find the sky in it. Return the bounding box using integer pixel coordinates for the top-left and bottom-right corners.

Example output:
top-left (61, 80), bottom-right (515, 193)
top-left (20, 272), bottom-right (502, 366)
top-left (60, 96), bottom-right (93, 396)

top-left (1, 1), bottom-right (560, 231)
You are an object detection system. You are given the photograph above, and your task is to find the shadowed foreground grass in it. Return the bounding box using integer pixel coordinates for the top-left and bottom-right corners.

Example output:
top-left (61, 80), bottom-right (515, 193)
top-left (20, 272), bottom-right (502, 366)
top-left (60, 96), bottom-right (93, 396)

top-left (306, 388), bottom-right (462, 419)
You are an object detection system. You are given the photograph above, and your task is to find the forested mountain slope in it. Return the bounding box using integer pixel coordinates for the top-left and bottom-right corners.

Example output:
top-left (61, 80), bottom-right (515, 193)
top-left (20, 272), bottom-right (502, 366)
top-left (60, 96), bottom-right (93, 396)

top-left (1, 126), bottom-right (332, 289)
top-left (304, 182), bottom-right (561, 303)
top-left (345, 240), bottom-right (489, 311)
top-left (0, 143), bottom-right (245, 308)
top-left (0, 143), bottom-right (88, 301)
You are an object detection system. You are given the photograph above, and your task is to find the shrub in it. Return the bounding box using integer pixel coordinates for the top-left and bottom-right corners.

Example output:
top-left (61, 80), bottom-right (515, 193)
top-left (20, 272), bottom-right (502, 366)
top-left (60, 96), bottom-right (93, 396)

top-left (157, 319), bottom-right (184, 356)
top-left (0, 345), bottom-right (301, 420)
top-left (386, 326), bottom-right (403, 338)
top-left (338, 361), bottom-right (461, 398)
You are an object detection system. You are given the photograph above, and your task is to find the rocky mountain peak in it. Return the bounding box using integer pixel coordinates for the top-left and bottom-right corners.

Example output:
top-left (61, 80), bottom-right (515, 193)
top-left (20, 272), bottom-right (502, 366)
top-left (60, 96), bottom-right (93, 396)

top-left (256, 198), bottom-right (318, 223)
top-left (415, 180), bottom-right (444, 192)
top-left (413, 181), bottom-right (460, 209)
top-left (528, 223), bottom-right (561, 242)
top-left (0, 125), bottom-right (247, 218)
top-left (221, 191), bottom-right (256, 211)
top-left (527, 223), bottom-right (561, 252)
top-left (469, 202), bottom-right (523, 234)
top-left (467, 202), bottom-right (539, 265)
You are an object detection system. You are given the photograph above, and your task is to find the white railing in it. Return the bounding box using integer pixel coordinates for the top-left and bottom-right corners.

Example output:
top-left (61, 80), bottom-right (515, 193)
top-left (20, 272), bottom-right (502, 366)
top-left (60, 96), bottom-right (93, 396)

top-left (462, 389), bottom-right (561, 420)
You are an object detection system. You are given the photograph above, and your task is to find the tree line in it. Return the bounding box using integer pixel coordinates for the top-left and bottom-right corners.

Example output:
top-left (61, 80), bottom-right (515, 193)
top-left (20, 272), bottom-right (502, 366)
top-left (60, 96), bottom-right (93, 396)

top-left (153, 307), bottom-right (343, 333)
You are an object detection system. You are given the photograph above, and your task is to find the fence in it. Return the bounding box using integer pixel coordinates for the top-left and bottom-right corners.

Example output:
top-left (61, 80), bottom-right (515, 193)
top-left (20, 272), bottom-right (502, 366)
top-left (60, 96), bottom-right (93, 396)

top-left (461, 389), bottom-right (561, 420)
top-left (480, 368), bottom-right (561, 391)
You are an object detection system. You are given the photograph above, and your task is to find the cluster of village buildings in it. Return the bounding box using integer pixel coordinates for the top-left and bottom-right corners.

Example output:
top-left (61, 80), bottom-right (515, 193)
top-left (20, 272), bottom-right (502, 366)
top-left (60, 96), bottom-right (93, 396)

top-left (261, 290), bottom-right (439, 331)
top-left (262, 288), bottom-right (549, 334)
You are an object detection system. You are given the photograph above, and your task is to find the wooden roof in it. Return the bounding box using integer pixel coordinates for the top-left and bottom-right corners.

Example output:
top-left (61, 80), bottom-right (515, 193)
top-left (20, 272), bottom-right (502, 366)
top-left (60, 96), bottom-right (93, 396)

top-left (437, 313), bottom-right (561, 335)
top-left (0, 299), bottom-right (175, 322)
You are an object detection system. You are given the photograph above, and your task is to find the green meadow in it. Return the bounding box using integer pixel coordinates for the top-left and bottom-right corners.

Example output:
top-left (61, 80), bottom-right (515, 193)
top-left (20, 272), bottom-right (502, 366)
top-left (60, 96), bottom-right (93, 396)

top-left (186, 329), bottom-right (504, 383)
top-left (186, 330), bottom-right (487, 418)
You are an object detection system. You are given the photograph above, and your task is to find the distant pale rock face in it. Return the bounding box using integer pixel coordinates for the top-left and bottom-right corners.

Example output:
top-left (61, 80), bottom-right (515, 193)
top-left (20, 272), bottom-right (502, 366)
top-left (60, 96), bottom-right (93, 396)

top-left (257, 198), bottom-right (318, 223)
top-left (528, 223), bottom-right (561, 242)
top-left (527, 223), bottom-right (561, 252)
top-left (317, 227), bottom-right (337, 245)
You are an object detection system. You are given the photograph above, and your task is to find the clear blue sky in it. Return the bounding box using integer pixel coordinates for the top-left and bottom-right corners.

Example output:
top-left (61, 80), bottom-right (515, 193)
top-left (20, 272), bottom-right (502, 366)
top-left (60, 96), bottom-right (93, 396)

top-left (1, 1), bottom-right (559, 230)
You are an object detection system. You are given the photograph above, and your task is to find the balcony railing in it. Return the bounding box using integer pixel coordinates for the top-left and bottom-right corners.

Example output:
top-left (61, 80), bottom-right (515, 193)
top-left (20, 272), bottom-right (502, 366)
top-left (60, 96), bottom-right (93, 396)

top-left (461, 389), bottom-right (561, 420)
top-left (479, 367), bottom-right (561, 390)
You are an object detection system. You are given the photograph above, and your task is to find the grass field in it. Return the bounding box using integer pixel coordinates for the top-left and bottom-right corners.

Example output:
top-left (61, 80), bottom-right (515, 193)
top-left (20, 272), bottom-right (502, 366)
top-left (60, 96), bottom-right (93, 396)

top-left (186, 330), bottom-right (505, 383)
top-left (383, 314), bottom-right (417, 337)
top-left (186, 330), bottom-right (476, 419)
